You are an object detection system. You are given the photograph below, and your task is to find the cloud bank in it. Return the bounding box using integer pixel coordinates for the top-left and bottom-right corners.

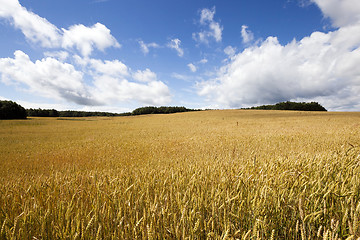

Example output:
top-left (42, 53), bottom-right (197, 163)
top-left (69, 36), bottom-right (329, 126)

top-left (0, 0), bottom-right (171, 107)
top-left (0, 51), bottom-right (171, 106)
top-left (198, 0), bottom-right (360, 111)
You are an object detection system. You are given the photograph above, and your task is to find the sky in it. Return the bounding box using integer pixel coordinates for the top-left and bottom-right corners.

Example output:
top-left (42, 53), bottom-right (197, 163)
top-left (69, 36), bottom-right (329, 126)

top-left (0, 0), bottom-right (360, 112)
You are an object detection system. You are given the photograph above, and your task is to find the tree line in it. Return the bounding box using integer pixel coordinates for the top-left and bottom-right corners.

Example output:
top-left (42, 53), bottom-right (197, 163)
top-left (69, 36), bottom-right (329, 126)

top-left (27, 106), bottom-right (198, 117)
top-left (1, 100), bottom-right (327, 120)
top-left (1, 100), bottom-right (199, 119)
top-left (131, 106), bottom-right (198, 115)
top-left (245, 101), bottom-right (327, 111)
top-left (27, 109), bottom-right (125, 117)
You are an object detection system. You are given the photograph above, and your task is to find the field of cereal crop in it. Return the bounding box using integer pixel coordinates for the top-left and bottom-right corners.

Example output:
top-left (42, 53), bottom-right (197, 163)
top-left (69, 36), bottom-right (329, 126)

top-left (1, 110), bottom-right (360, 239)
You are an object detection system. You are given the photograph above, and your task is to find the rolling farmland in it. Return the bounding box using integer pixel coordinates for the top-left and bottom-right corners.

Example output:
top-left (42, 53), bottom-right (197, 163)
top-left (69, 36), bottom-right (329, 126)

top-left (1, 110), bottom-right (360, 239)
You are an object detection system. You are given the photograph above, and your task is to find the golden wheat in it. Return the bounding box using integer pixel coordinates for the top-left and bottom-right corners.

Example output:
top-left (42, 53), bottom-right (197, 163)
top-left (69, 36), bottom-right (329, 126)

top-left (0, 110), bottom-right (359, 239)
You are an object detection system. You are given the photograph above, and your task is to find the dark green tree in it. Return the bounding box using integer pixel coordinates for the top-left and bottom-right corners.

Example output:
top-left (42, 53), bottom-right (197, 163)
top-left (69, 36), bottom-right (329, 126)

top-left (249, 101), bottom-right (327, 111)
top-left (27, 108), bottom-right (59, 117)
top-left (0, 100), bottom-right (27, 119)
top-left (131, 106), bottom-right (196, 115)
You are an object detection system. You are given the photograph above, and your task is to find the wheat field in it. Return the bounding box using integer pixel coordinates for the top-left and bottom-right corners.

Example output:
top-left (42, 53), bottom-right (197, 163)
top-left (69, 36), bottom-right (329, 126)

top-left (0, 110), bottom-right (360, 239)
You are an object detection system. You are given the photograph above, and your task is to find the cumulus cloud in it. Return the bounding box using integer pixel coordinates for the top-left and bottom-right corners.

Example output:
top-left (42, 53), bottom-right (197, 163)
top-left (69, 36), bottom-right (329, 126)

top-left (241, 25), bottom-right (254, 44)
top-left (0, 0), bottom-right (171, 107)
top-left (187, 63), bottom-right (197, 72)
top-left (132, 68), bottom-right (157, 82)
top-left (197, 0), bottom-right (360, 111)
top-left (71, 56), bottom-right (171, 106)
top-left (0, 52), bottom-right (171, 106)
top-left (91, 74), bottom-right (171, 106)
top-left (0, 0), bottom-right (61, 48)
top-left (0, 0), bottom-right (120, 57)
top-left (88, 58), bottom-right (129, 78)
top-left (0, 50), bottom-right (98, 105)
top-left (193, 7), bottom-right (223, 44)
top-left (62, 23), bottom-right (120, 57)
top-left (167, 38), bottom-right (184, 57)
top-left (311, 0), bottom-right (360, 28)
top-left (138, 40), bottom-right (160, 55)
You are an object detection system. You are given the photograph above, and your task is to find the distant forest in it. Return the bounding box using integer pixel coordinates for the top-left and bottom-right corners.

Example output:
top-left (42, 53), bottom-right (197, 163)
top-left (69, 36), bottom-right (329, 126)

top-left (1, 100), bottom-right (327, 120)
top-left (131, 106), bottom-right (199, 115)
top-left (26, 106), bottom-right (198, 118)
top-left (245, 101), bottom-right (327, 111)
top-left (26, 109), bottom-right (124, 117)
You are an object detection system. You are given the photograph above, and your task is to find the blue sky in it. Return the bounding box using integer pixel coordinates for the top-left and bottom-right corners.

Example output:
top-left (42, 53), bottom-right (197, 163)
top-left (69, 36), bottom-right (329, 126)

top-left (0, 0), bottom-right (360, 112)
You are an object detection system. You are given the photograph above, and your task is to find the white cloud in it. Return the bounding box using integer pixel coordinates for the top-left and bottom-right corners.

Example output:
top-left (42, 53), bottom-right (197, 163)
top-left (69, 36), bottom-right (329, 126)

top-left (0, 0), bottom-right (62, 48)
top-left (193, 7), bottom-right (223, 44)
top-left (199, 58), bottom-right (208, 64)
top-left (224, 46), bottom-right (236, 57)
top-left (167, 38), bottom-right (184, 57)
top-left (79, 105), bottom-right (132, 114)
top-left (62, 23), bottom-right (120, 57)
top-left (187, 63), bottom-right (197, 72)
top-left (132, 68), bottom-right (157, 82)
top-left (139, 41), bottom-right (149, 55)
top-left (200, 7), bottom-right (216, 24)
top-left (0, 51), bottom-right (172, 107)
top-left (0, 0), bottom-right (120, 57)
top-left (17, 101), bottom-right (74, 111)
top-left (241, 25), bottom-right (254, 44)
top-left (209, 22), bottom-right (222, 42)
top-left (171, 73), bottom-right (204, 83)
top-left (197, 11), bottom-right (360, 111)
top-left (311, 0), bottom-right (360, 28)
top-left (138, 40), bottom-right (160, 55)
top-left (0, 50), bottom-right (98, 105)
top-left (72, 56), bottom-right (171, 106)
top-left (44, 51), bottom-right (69, 61)
top-left (91, 75), bottom-right (171, 106)
top-left (16, 99), bottom-right (132, 113)
top-left (0, 96), bottom-right (9, 100)
top-left (172, 73), bottom-right (191, 81)
top-left (89, 58), bottom-right (129, 78)
top-left (0, 0), bottom-right (171, 108)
